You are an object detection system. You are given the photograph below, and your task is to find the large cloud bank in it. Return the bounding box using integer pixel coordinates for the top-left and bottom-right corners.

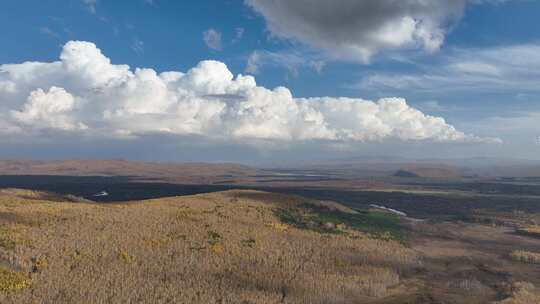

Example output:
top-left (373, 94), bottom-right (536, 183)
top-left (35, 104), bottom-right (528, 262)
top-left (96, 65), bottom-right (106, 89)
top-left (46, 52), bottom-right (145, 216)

top-left (0, 41), bottom-right (495, 145)
top-left (245, 0), bottom-right (467, 62)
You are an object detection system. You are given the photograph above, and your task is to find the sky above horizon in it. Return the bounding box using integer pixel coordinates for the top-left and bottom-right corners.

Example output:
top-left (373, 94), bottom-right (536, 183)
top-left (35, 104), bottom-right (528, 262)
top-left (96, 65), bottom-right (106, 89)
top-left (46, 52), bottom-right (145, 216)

top-left (0, 0), bottom-right (539, 162)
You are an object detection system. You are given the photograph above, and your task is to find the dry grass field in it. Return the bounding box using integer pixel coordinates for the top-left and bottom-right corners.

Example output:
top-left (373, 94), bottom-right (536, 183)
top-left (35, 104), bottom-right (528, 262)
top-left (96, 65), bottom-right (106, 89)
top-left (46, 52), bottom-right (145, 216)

top-left (0, 189), bottom-right (422, 303)
top-left (406, 219), bottom-right (540, 304)
top-left (1, 188), bottom-right (540, 303)
top-left (494, 282), bottom-right (540, 304)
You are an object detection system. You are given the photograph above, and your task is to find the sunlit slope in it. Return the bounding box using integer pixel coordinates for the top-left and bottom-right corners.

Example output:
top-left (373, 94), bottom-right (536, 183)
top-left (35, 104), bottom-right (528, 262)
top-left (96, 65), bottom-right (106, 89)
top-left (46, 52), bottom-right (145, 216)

top-left (0, 189), bottom-right (419, 303)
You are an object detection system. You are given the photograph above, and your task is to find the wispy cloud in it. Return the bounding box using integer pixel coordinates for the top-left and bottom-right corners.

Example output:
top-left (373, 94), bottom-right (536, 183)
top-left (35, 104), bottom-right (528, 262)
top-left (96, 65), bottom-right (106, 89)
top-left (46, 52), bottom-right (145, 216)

top-left (231, 27), bottom-right (245, 44)
top-left (82, 0), bottom-right (97, 14)
top-left (354, 44), bottom-right (540, 94)
top-left (131, 38), bottom-right (144, 54)
top-left (419, 101), bottom-right (449, 112)
top-left (203, 28), bottom-right (222, 51)
top-left (309, 61), bottom-right (326, 74)
top-left (245, 50), bottom-right (326, 77)
top-left (38, 27), bottom-right (60, 39)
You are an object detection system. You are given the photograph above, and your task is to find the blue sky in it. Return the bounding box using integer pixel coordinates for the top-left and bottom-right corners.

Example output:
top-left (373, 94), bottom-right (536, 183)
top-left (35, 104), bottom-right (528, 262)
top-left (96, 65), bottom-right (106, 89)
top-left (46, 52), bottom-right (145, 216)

top-left (0, 0), bottom-right (539, 161)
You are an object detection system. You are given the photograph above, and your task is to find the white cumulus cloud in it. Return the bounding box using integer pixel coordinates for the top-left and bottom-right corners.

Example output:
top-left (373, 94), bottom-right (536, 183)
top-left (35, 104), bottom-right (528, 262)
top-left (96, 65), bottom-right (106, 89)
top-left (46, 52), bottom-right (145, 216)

top-left (0, 41), bottom-right (499, 146)
top-left (10, 86), bottom-right (87, 131)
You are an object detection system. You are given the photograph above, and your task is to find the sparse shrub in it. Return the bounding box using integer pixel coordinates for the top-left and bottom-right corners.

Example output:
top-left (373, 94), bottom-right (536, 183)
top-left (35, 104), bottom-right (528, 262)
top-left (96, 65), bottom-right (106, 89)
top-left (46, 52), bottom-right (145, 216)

top-left (210, 243), bottom-right (224, 254)
top-left (267, 222), bottom-right (289, 232)
top-left (71, 249), bottom-right (83, 261)
top-left (118, 251), bottom-right (135, 264)
top-left (207, 231), bottom-right (222, 245)
top-left (167, 232), bottom-right (187, 241)
top-left (334, 257), bottom-right (346, 267)
top-left (241, 238), bottom-right (256, 248)
top-left (176, 210), bottom-right (191, 219)
top-left (189, 242), bottom-right (206, 251)
top-left (31, 256), bottom-right (48, 273)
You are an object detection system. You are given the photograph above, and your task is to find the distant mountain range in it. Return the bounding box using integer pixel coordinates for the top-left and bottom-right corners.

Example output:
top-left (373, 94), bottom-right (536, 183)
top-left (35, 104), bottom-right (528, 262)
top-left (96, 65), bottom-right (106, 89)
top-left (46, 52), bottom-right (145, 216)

top-left (1, 158), bottom-right (540, 180)
top-left (263, 157), bottom-right (540, 179)
top-left (0, 159), bottom-right (260, 184)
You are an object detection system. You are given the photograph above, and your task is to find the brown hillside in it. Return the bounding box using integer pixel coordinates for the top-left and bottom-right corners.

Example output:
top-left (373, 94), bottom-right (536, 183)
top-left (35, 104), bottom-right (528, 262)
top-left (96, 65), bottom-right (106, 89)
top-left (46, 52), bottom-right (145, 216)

top-left (0, 160), bottom-right (260, 183)
top-left (0, 189), bottom-right (420, 303)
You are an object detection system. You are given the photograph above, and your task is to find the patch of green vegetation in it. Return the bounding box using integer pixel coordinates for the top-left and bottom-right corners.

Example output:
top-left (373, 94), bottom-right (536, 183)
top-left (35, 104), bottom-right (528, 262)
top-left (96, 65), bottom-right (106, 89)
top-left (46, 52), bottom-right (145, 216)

top-left (274, 204), bottom-right (404, 242)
